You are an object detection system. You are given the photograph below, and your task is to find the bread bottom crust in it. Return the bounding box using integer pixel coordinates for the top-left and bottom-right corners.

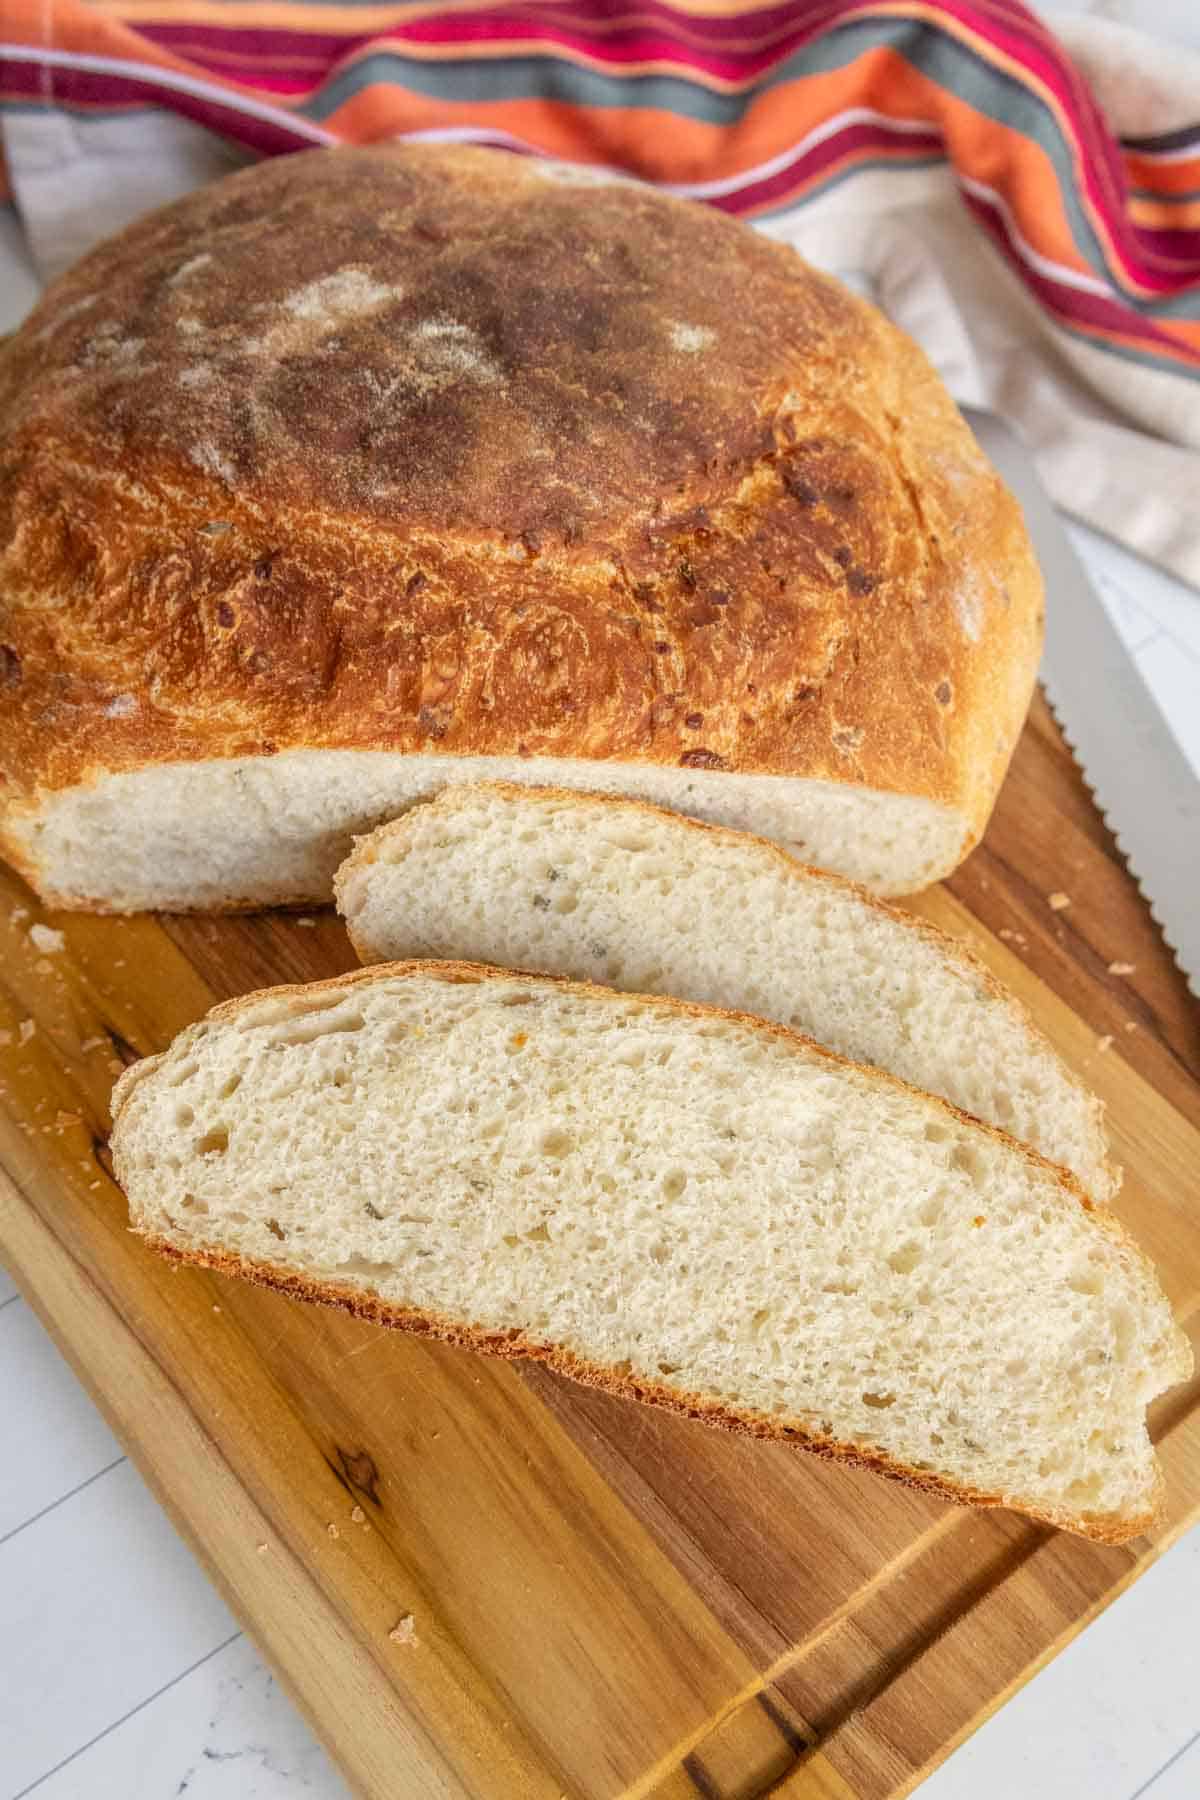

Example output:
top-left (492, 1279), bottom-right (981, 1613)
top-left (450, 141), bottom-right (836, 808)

top-left (141, 1231), bottom-right (1156, 1546)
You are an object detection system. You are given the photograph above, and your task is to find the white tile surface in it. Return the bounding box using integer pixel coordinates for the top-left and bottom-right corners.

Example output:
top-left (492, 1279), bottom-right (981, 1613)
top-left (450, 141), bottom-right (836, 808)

top-left (1133, 1734), bottom-right (1200, 1800)
top-left (0, 1299), bottom-right (123, 1540)
top-left (27, 1635), bottom-right (348, 1800)
top-left (1, 1455), bottom-right (238, 1797)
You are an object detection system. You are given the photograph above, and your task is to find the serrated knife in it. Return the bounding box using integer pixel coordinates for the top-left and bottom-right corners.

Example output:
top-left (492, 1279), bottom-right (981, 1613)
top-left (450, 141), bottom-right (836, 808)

top-left (961, 406), bottom-right (1200, 996)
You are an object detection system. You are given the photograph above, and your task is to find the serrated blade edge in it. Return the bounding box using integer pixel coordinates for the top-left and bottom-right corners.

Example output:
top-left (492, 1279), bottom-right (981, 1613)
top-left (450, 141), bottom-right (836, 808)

top-left (961, 406), bottom-right (1200, 997)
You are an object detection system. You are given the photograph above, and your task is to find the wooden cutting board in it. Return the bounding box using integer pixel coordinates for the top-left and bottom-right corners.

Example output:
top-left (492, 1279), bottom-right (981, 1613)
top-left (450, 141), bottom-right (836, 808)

top-left (1, 692), bottom-right (1197, 1800)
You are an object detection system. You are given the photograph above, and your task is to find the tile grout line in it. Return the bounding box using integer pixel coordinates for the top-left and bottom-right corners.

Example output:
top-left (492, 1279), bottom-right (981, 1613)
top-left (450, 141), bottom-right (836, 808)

top-left (11, 1629), bottom-right (244, 1800)
top-left (1127, 1729), bottom-right (1200, 1800)
top-left (0, 1293), bottom-right (21, 1312)
top-left (0, 1455), bottom-right (126, 1548)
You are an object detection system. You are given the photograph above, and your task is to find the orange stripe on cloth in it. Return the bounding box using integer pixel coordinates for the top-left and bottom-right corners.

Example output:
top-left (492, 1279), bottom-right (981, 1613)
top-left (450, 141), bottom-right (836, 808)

top-left (1130, 197), bottom-right (1200, 232)
top-left (1063, 314), bottom-right (1200, 365)
top-left (1125, 151), bottom-right (1200, 197)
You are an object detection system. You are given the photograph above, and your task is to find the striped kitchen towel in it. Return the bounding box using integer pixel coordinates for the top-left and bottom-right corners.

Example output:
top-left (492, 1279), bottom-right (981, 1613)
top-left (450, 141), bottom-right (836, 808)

top-left (2, 1), bottom-right (1199, 584)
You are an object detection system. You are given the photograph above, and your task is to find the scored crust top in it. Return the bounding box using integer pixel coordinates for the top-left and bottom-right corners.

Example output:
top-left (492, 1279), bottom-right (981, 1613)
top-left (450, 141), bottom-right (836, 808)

top-left (0, 144), bottom-right (1041, 826)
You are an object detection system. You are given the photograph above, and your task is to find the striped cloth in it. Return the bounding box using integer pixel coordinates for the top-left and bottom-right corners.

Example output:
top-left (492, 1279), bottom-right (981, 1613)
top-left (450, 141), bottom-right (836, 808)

top-left (2, 1), bottom-right (1199, 582)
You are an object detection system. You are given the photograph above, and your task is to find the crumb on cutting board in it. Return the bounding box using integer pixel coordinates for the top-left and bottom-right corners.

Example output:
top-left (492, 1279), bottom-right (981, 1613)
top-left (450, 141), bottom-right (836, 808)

top-left (1108, 961), bottom-right (1136, 976)
top-left (29, 924), bottom-right (65, 954)
top-left (389, 1614), bottom-right (418, 1648)
top-left (1096, 1034), bottom-right (1114, 1053)
top-left (1048, 891), bottom-right (1071, 912)
top-left (18, 1019), bottom-right (35, 1044)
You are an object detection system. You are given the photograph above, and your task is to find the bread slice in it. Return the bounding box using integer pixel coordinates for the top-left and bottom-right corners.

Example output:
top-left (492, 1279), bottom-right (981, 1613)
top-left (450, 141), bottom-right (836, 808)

top-left (111, 962), bottom-right (1189, 1541)
top-left (336, 783), bottom-right (1115, 1201)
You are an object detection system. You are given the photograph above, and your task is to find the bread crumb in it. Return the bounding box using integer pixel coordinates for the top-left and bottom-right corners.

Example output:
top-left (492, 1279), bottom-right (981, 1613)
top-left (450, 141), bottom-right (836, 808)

top-left (79, 1036), bottom-right (105, 1053)
top-left (1123, 1020), bottom-right (1138, 1032)
top-left (18, 1020), bottom-right (34, 1044)
top-left (1096, 1034), bottom-right (1114, 1053)
top-left (350, 1504), bottom-right (365, 1523)
top-left (296, 917), bottom-right (317, 928)
top-left (256, 1541), bottom-right (269, 1555)
top-left (212, 1304), bottom-right (222, 1313)
top-left (997, 928), bottom-right (1027, 947)
top-left (29, 923), bottom-right (65, 954)
top-left (388, 1614), bottom-right (418, 1647)
top-left (327, 1521), bottom-right (340, 1539)
top-left (1108, 961), bottom-right (1135, 976)
top-left (1047, 892), bottom-right (1071, 911)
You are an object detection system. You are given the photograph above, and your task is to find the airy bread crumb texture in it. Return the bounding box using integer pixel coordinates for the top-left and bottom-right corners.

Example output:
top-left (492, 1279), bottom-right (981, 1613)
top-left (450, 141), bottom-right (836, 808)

top-left (111, 965), bottom-right (1190, 1540)
top-left (12, 746), bottom-right (964, 912)
top-left (337, 783), bottom-right (1114, 1201)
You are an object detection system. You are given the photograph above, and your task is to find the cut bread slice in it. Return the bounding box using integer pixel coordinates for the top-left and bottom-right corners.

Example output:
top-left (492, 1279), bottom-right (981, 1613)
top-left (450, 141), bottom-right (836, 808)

top-left (111, 962), bottom-right (1189, 1542)
top-left (336, 783), bottom-right (1115, 1201)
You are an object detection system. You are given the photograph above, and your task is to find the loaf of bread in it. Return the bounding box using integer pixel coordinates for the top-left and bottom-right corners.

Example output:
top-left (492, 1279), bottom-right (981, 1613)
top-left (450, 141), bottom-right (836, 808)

top-left (0, 144), bottom-right (1042, 911)
top-left (336, 782), bottom-right (1115, 1200)
top-left (110, 963), bottom-right (1189, 1541)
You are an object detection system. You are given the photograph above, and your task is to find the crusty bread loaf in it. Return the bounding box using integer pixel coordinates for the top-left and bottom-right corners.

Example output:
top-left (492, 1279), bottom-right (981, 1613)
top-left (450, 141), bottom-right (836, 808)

top-left (0, 144), bottom-right (1042, 911)
top-left (336, 783), bottom-right (1115, 1200)
top-left (110, 962), bottom-right (1189, 1541)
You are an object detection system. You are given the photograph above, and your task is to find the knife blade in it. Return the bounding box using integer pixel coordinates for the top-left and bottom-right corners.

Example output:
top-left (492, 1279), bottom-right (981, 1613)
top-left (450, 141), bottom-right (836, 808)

top-left (961, 406), bottom-right (1200, 996)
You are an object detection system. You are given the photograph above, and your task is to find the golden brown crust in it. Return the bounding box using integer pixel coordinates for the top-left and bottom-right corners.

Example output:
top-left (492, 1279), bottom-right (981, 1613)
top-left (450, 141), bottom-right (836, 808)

top-left (335, 779), bottom-right (1115, 1200)
top-left (138, 1232), bottom-right (1155, 1545)
top-left (0, 144), bottom-right (1041, 874)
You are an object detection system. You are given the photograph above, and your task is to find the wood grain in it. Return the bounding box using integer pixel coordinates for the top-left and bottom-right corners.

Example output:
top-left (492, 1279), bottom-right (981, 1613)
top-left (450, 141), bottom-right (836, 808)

top-left (1, 694), bottom-right (1197, 1800)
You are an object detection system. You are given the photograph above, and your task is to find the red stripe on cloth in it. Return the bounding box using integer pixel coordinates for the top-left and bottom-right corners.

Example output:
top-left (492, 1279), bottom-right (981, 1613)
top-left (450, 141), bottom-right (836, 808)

top-left (0, 57), bottom-right (326, 155)
top-left (703, 116), bottom-right (944, 212)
